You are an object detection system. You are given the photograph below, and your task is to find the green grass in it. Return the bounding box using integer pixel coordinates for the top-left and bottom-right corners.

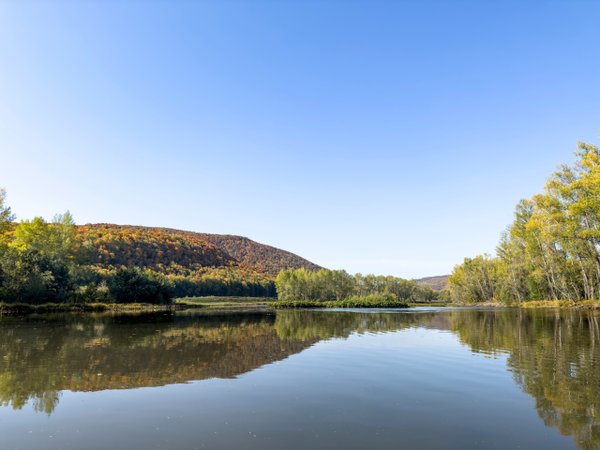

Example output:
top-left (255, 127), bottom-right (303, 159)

top-left (176, 294), bottom-right (412, 309)
top-left (520, 300), bottom-right (600, 309)
top-left (0, 302), bottom-right (108, 315)
top-left (408, 301), bottom-right (450, 307)
top-left (270, 294), bottom-right (410, 309)
top-left (0, 302), bottom-right (182, 315)
top-left (270, 300), bottom-right (410, 309)
top-left (175, 296), bottom-right (273, 308)
top-left (445, 299), bottom-right (600, 309)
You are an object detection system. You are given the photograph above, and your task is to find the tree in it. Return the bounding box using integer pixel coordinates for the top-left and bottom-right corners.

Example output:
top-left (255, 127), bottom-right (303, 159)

top-left (10, 212), bottom-right (77, 265)
top-left (0, 210), bottom-right (77, 304)
top-left (0, 248), bottom-right (72, 304)
top-left (0, 188), bottom-right (15, 238)
top-left (109, 267), bottom-right (173, 304)
top-left (275, 268), bottom-right (438, 303)
top-left (449, 140), bottom-right (600, 304)
top-left (448, 255), bottom-right (500, 303)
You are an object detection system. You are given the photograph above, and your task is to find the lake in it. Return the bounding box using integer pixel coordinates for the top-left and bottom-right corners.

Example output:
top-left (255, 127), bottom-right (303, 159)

top-left (0, 307), bottom-right (598, 450)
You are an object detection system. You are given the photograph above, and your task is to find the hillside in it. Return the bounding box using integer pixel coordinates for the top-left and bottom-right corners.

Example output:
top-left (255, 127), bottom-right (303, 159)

top-left (194, 233), bottom-right (321, 276)
top-left (415, 275), bottom-right (449, 291)
top-left (77, 224), bottom-right (321, 276)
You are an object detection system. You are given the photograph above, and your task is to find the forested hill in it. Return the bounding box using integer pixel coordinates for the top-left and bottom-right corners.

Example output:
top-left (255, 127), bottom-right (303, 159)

top-left (416, 275), bottom-right (449, 291)
top-left (77, 224), bottom-right (321, 276)
top-left (193, 233), bottom-right (321, 276)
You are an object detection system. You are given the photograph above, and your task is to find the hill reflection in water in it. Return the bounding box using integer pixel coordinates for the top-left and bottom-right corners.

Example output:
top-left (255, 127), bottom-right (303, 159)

top-left (0, 308), bottom-right (598, 450)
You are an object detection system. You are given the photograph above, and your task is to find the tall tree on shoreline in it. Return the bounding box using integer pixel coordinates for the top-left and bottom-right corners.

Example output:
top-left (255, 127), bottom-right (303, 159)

top-left (0, 188), bottom-right (15, 238)
top-left (449, 141), bottom-right (600, 304)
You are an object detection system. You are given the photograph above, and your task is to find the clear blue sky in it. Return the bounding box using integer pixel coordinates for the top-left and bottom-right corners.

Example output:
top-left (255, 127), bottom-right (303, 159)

top-left (0, 1), bottom-right (598, 278)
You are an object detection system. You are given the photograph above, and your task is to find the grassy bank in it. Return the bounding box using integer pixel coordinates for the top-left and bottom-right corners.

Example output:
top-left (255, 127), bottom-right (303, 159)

top-left (270, 294), bottom-right (410, 309)
top-left (448, 300), bottom-right (600, 309)
top-left (520, 300), bottom-right (600, 310)
top-left (408, 301), bottom-right (450, 307)
top-left (175, 296), bottom-right (273, 308)
top-left (0, 302), bottom-right (184, 315)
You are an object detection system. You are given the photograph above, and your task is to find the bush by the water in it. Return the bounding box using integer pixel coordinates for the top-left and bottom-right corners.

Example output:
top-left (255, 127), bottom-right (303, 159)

top-left (271, 293), bottom-right (410, 309)
top-left (109, 268), bottom-right (173, 304)
top-left (0, 302), bottom-right (109, 315)
top-left (275, 268), bottom-right (437, 304)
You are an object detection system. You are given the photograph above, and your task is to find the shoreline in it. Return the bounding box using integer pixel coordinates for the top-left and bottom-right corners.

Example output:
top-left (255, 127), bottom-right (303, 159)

top-left (448, 300), bottom-right (600, 310)
top-left (269, 300), bottom-right (410, 309)
top-left (0, 302), bottom-right (189, 316)
top-left (2, 299), bottom-right (599, 316)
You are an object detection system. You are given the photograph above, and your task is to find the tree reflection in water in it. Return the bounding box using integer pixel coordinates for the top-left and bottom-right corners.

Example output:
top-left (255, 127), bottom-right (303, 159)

top-left (0, 308), bottom-right (598, 450)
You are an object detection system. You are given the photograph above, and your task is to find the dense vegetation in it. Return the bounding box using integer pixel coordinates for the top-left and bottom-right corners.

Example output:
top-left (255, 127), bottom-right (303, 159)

top-left (0, 192), bottom-right (323, 304)
top-left (79, 224), bottom-right (320, 276)
top-left (275, 268), bottom-right (438, 306)
top-left (0, 191), bottom-right (436, 307)
top-left (0, 195), bottom-right (172, 304)
top-left (76, 224), bottom-right (321, 298)
top-left (449, 141), bottom-right (600, 304)
top-left (271, 294), bottom-right (409, 309)
top-left (416, 275), bottom-right (449, 291)
top-left (190, 232), bottom-right (321, 276)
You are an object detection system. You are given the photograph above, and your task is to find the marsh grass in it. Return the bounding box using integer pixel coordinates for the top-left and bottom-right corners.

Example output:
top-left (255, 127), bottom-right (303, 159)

top-left (175, 296), bottom-right (272, 308)
top-left (521, 300), bottom-right (600, 309)
top-left (0, 302), bottom-right (183, 315)
top-left (270, 294), bottom-right (410, 309)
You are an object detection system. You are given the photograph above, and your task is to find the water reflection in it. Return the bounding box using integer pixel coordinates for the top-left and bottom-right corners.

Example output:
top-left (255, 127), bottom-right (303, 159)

top-left (0, 312), bottom-right (314, 414)
top-left (450, 309), bottom-right (600, 450)
top-left (0, 308), bottom-right (598, 449)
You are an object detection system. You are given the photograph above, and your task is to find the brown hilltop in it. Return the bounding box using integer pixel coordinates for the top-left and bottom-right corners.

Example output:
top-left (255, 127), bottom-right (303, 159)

top-left (193, 232), bottom-right (321, 276)
top-left (415, 275), bottom-right (449, 291)
top-left (77, 223), bottom-right (321, 276)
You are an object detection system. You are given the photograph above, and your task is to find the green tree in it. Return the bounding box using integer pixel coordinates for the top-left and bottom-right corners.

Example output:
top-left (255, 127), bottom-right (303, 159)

top-left (449, 140), bottom-right (600, 304)
top-left (276, 268), bottom-right (438, 303)
top-left (109, 267), bottom-right (173, 304)
top-left (10, 212), bottom-right (77, 264)
top-left (0, 188), bottom-right (15, 239)
top-left (0, 248), bottom-right (72, 303)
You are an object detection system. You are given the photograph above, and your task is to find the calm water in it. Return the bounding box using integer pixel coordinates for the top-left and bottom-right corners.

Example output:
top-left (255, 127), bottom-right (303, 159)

top-left (0, 307), bottom-right (599, 450)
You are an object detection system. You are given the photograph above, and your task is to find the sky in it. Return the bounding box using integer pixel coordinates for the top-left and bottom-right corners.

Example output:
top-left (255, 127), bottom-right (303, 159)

top-left (0, 1), bottom-right (599, 278)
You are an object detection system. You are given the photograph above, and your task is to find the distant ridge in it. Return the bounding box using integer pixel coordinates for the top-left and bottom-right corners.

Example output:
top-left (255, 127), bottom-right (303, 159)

top-left (193, 233), bottom-right (322, 276)
top-left (77, 224), bottom-right (321, 276)
top-left (415, 275), bottom-right (449, 291)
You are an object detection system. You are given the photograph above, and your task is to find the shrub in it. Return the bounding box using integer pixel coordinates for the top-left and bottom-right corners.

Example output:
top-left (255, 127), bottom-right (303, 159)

top-left (109, 268), bottom-right (173, 304)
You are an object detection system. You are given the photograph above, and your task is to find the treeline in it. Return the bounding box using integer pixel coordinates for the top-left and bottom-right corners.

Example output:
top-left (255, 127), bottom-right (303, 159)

top-left (191, 233), bottom-right (322, 276)
top-left (275, 268), bottom-right (439, 303)
top-left (0, 195), bottom-right (171, 304)
top-left (449, 141), bottom-right (600, 304)
top-left (0, 191), bottom-right (275, 304)
top-left (79, 224), bottom-right (320, 277)
top-left (78, 224), bottom-right (233, 269)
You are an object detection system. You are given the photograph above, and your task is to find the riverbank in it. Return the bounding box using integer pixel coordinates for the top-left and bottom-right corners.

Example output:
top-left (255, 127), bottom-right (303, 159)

top-left (175, 296), bottom-right (272, 308)
top-left (449, 300), bottom-right (600, 309)
top-left (0, 296), bottom-right (447, 315)
top-left (270, 299), bottom-right (410, 309)
top-left (177, 295), bottom-right (414, 309)
top-left (0, 302), bottom-right (186, 315)
top-left (180, 297), bottom-right (447, 311)
top-left (520, 300), bottom-right (600, 309)
top-left (14, 298), bottom-right (597, 316)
